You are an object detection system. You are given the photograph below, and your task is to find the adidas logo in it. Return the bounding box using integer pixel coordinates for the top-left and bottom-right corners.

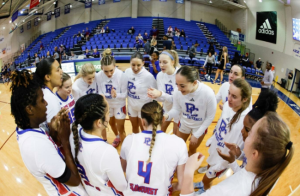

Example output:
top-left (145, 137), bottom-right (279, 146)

top-left (226, 118), bottom-right (230, 122)
top-left (190, 98), bottom-right (195, 101)
top-left (258, 19), bottom-right (274, 35)
top-left (108, 80), bottom-right (112, 83)
top-left (169, 80), bottom-right (172, 83)
top-left (132, 78), bottom-right (135, 81)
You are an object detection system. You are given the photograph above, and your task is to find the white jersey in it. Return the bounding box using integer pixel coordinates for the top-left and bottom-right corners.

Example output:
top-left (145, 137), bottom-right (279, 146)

top-left (70, 128), bottom-right (127, 196)
top-left (72, 78), bottom-right (98, 102)
top-left (121, 131), bottom-right (188, 196)
top-left (156, 67), bottom-right (179, 112)
top-left (96, 67), bottom-right (128, 108)
top-left (56, 92), bottom-right (76, 124)
top-left (124, 67), bottom-right (157, 109)
top-left (42, 87), bottom-right (61, 123)
top-left (16, 127), bottom-right (87, 196)
top-left (167, 81), bottom-right (217, 138)
top-left (215, 82), bottom-right (253, 110)
top-left (180, 168), bottom-right (258, 196)
top-left (207, 101), bottom-right (250, 168)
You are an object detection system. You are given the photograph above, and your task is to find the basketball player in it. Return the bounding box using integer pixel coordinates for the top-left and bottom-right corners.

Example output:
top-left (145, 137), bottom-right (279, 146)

top-left (125, 52), bottom-right (157, 133)
top-left (120, 101), bottom-right (188, 195)
top-left (34, 58), bottom-right (62, 124)
top-left (197, 79), bottom-right (252, 192)
top-left (164, 66), bottom-right (217, 156)
top-left (56, 73), bottom-right (75, 124)
top-left (70, 94), bottom-right (127, 195)
top-left (10, 70), bottom-right (87, 196)
top-left (147, 50), bottom-right (181, 135)
top-left (96, 52), bottom-right (127, 147)
top-left (180, 112), bottom-right (293, 196)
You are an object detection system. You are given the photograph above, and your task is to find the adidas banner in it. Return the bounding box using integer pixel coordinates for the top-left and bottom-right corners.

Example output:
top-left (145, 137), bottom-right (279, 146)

top-left (98, 0), bottom-right (105, 5)
top-left (55, 7), bottom-right (60, 18)
top-left (256, 11), bottom-right (277, 44)
top-left (47, 11), bottom-right (52, 21)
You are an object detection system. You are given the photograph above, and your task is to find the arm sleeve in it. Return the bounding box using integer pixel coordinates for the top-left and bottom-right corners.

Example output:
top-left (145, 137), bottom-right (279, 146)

top-left (155, 74), bottom-right (167, 102)
top-left (72, 86), bottom-right (79, 102)
top-left (149, 74), bottom-right (157, 89)
top-left (166, 91), bottom-right (181, 121)
top-left (101, 147), bottom-right (127, 192)
top-left (116, 73), bottom-right (128, 99)
top-left (215, 85), bottom-right (223, 104)
top-left (228, 161), bottom-right (241, 174)
top-left (193, 91), bottom-right (217, 138)
top-left (120, 135), bottom-right (133, 160)
top-left (178, 139), bottom-right (188, 165)
top-left (204, 56), bottom-right (208, 66)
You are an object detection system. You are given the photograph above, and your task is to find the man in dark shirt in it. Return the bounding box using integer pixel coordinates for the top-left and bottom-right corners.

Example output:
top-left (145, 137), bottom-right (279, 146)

top-left (105, 26), bottom-right (110, 33)
top-left (162, 36), bottom-right (172, 50)
top-left (241, 53), bottom-right (250, 67)
top-left (92, 49), bottom-right (100, 58)
top-left (287, 70), bottom-right (294, 91)
top-left (189, 42), bottom-right (199, 60)
top-left (143, 39), bottom-right (150, 54)
top-left (128, 26), bottom-right (135, 35)
top-left (150, 26), bottom-right (158, 38)
top-left (255, 58), bottom-right (262, 69)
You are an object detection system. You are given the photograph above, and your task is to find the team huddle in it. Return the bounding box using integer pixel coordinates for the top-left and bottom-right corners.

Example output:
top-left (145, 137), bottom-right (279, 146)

top-left (10, 49), bottom-right (294, 196)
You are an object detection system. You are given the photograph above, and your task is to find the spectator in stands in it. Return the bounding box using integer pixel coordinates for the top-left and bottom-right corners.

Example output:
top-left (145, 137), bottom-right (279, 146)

top-left (128, 26), bottom-right (135, 35)
top-left (138, 33), bottom-right (143, 41)
top-left (231, 51), bottom-right (241, 65)
top-left (53, 47), bottom-right (59, 62)
top-left (100, 27), bottom-right (105, 34)
top-left (34, 53), bottom-right (40, 66)
top-left (105, 26), bottom-right (110, 33)
top-left (143, 32), bottom-right (150, 41)
top-left (96, 27), bottom-right (101, 34)
top-left (207, 35), bottom-right (214, 43)
top-left (39, 41), bottom-right (44, 51)
top-left (174, 27), bottom-right (179, 32)
top-left (208, 42), bottom-right (215, 55)
top-left (287, 70), bottom-right (293, 91)
top-left (62, 52), bottom-right (68, 61)
top-left (171, 40), bottom-right (176, 50)
top-left (203, 51), bottom-right (216, 78)
top-left (163, 35), bottom-right (172, 50)
top-left (260, 62), bottom-right (273, 92)
top-left (134, 36), bottom-right (143, 51)
top-left (175, 29), bottom-right (181, 37)
top-left (85, 28), bottom-right (90, 40)
top-left (92, 48), bottom-right (100, 58)
top-left (59, 44), bottom-right (65, 61)
top-left (46, 51), bottom-right (51, 58)
top-left (70, 51), bottom-right (77, 60)
top-left (143, 39), bottom-right (150, 55)
top-left (241, 53), bottom-right (250, 67)
top-left (150, 26), bottom-right (158, 39)
top-left (150, 36), bottom-right (157, 55)
top-left (149, 51), bottom-right (160, 79)
top-left (255, 57), bottom-right (262, 72)
top-left (166, 26), bottom-right (173, 37)
top-left (84, 48), bottom-right (92, 58)
top-left (180, 29), bottom-right (186, 37)
top-left (188, 42), bottom-right (199, 60)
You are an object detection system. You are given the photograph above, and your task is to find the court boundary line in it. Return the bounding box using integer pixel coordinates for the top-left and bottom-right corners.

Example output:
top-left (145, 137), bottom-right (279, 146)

top-left (0, 130), bottom-right (16, 151)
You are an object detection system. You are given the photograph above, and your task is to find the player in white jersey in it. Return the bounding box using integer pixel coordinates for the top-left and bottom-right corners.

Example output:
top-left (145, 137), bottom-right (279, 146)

top-left (180, 112), bottom-right (293, 196)
top-left (96, 52), bottom-right (127, 147)
top-left (164, 66), bottom-right (217, 156)
top-left (10, 70), bottom-right (87, 196)
top-left (56, 73), bottom-right (75, 124)
top-left (70, 94), bottom-right (127, 195)
top-left (125, 52), bottom-right (157, 133)
top-left (195, 79), bottom-right (252, 193)
top-left (216, 89), bottom-right (279, 174)
top-left (34, 58), bottom-right (63, 124)
top-left (120, 101), bottom-right (188, 195)
top-left (147, 50), bottom-right (180, 135)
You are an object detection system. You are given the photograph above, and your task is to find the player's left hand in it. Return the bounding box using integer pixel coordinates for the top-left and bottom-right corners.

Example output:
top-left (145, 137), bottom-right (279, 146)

top-left (147, 88), bottom-right (162, 99)
top-left (217, 148), bottom-right (235, 163)
top-left (189, 135), bottom-right (198, 145)
top-left (111, 86), bottom-right (117, 98)
top-left (184, 152), bottom-right (205, 175)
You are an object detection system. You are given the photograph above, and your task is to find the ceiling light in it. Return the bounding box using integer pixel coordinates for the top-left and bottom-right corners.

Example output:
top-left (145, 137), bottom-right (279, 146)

top-left (52, 12), bottom-right (54, 14)
top-left (53, 2), bottom-right (56, 4)
top-left (70, 5), bottom-right (72, 8)
top-left (244, 0), bottom-right (246, 2)
top-left (38, 18), bottom-right (40, 21)
top-left (209, 0), bottom-right (212, 3)
top-left (9, 20), bottom-right (11, 23)
top-left (36, 11), bottom-right (38, 13)
top-left (2, 2), bottom-right (5, 5)
top-left (3, 27), bottom-right (5, 29)
top-left (259, 0), bottom-right (262, 2)
top-left (23, 20), bottom-right (25, 22)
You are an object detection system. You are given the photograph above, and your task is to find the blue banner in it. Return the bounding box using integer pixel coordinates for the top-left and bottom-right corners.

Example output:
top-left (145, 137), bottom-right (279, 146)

top-left (47, 11), bottom-right (52, 21)
top-left (98, 0), bottom-right (105, 5)
top-left (12, 10), bottom-right (19, 22)
top-left (34, 17), bottom-right (39, 26)
top-left (27, 21), bottom-right (31, 30)
top-left (143, 0), bottom-right (150, 1)
top-left (20, 25), bottom-right (24, 33)
top-left (176, 0), bottom-right (183, 3)
top-left (113, 0), bottom-right (120, 3)
top-left (55, 7), bottom-right (60, 18)
top-left (85, 0), bottom-right (92, 8)
top-left (64, 4), bottom-right (70, 14)
top-left (160, 0), bottom-right (167, 2)
top-left (239, 34), bottom-right (245, 41)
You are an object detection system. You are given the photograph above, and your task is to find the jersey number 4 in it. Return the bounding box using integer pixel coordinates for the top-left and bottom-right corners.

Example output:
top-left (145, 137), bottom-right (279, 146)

top-left (137, 161), bottom-right (153, 184)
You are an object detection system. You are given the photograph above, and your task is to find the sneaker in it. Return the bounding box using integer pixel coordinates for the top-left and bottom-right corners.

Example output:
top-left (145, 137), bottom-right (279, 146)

top-left (205, 136), bottom-right (213, 147)
top-left (112, 138), bottom-right (120, 148)
top-left (195, 187), bottom-right (206, 195)
top-left (198, 166), bottom-right (208, 174)
top-left (194, 181), bottom-right (204, 189)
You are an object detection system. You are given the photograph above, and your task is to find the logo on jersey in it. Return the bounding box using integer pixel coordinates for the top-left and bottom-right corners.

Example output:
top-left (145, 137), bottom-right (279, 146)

top-left (169, 80), bottom-right (172, 83)
top-left (86, 88), bottom-right (96, 94)
top-left (128, 81), bottom-right (140, 99)
top-left (190, 98), bottom-right (195, 102)
top-left (144, 138), bottom-right (151, 146)
top-left (105, 84), bottom-right (113, 94)
top-left (79, 142), bottom-right (83, 152)
top-left (165, 84), bottom-right (174, 95)
top-left (132, 78), bottom-right (135, 81)
top-left (108, 80), bottom-right (112, 83)
top-left (214, 119), bottom-right (228, 148)
top-left (183, 103), bottom-right (202, 121)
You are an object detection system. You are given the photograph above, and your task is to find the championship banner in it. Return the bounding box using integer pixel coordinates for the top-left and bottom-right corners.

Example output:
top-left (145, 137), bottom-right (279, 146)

top-left (30, 0), bottom-right (39, 9)
top-left (176, 0), bottom-right (184, 4)
top-left (47, 11), bottom-right (52, 21)
top-left (160, 0), bottom-right (167, 2)
top-left (64, 4), bottom-right (70, 14)
top-left (12, 10), bottom-right (19, 22)
top-left (256, 11), bottom-right (277, 44)
top-left (85, 0), bottom-right (92, 8)
top-left (20, 25), bottom-right (24, 33)
top-left (113, 0), bottom-right (120, 3)
top-left (55, 7), bottom-right (60, 18)
top-left (27, 21), bottom-right (31, 30)
top-left (239, 34), bottom-right (245, 42)
top-left (98, 0), bottom-right (105, 5)
top-left (34, 17), bottom-right (39, 26)
top-left (143, 0), bottom-right (150, 1)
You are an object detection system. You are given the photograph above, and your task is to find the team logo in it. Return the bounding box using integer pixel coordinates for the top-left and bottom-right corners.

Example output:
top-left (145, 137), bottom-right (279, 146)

top-left (108, 80), bottom-right (112, 83)
top-left (258, 19), bottom-right (274, 35)
top-left (169, 80), bottom-right (172, 83)
top-left (165, 84), bottom-right (174, 95)
top-left (218, 119), bottom-right (227, 141)
top-left (128, 81), bottom-right (136, 94)
top-left (105, 84), bottom-right (113, 93)
top-left (144, 138), bottom-right (151, 146)
top-left (190, 98), bottom-right (195, 102)
top-left (185, 103), bottom-right (198, 115)
top-left (86, 88), bottom-right (96, 94)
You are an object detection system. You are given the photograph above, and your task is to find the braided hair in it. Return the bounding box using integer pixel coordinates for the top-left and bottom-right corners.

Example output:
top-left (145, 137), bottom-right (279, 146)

top-left (141, 101), bottom-right (163, 163)
top-left (71, 94), bottom-right (107, 163)
top-left (10, 70), bottom-right (40, 129)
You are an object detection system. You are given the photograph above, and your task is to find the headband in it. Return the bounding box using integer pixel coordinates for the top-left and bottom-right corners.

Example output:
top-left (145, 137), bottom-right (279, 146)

top-left (161, 51), bottom-right (174, 60)
top-left (286, 141), bottom-right (293, 150)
